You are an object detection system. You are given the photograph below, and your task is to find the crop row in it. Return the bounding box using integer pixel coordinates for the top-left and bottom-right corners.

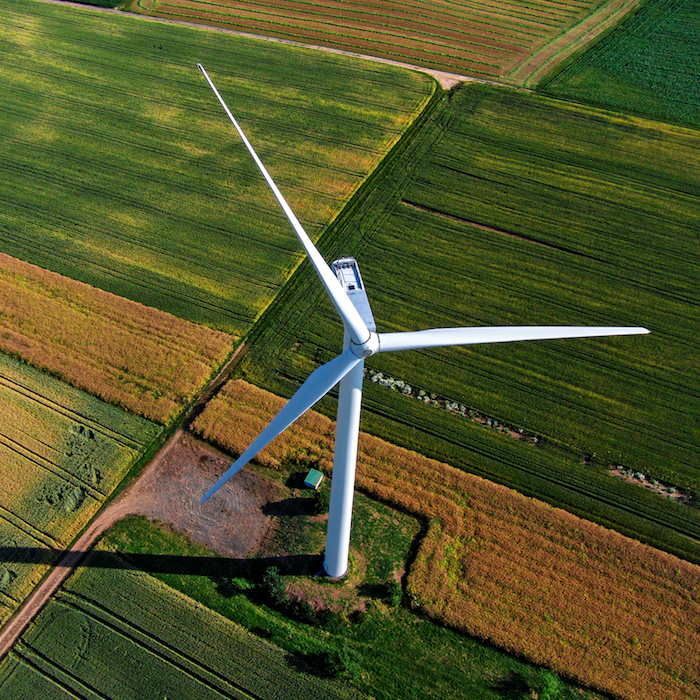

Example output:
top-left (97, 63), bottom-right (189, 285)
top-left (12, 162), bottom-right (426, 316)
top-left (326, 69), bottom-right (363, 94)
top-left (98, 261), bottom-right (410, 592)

top-left (150, 5), bottom-right (509, 76)
top-left (156, 0), bottom-right (520, 59)
top-left (0, 556), bottom-right (362, 700)
top-left (130, 0), bottom-right (609, 79)
top-left (365, 212), bottom-right (698, 475)
top-left (192, 378), bottom-right (700, 700)
top-left (173, 0), bottom-right (532, 54)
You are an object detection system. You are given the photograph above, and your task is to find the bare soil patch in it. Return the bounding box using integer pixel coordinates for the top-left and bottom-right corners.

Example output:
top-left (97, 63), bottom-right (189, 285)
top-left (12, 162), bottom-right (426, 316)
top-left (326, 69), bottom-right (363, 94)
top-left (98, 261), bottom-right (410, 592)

top-left (118, 431), bottom-right (281, 558)
top-left (0, 430), bottom-right (279, 659)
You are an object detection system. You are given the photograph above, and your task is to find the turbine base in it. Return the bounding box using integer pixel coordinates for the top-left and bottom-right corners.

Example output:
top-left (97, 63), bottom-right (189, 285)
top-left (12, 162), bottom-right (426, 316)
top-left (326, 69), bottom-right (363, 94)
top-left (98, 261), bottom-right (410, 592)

top-left (322, 561), bottom-right (348, 580)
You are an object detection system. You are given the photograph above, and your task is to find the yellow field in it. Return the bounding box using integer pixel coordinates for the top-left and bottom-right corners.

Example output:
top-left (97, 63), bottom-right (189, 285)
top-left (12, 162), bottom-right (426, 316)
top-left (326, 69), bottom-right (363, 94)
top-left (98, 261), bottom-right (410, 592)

top-left (0, 254), bottom-right (234, 424)
top-left (193, 379), bottom-right (700, 700)
top-left (0, 352), bottom-right (161, 626)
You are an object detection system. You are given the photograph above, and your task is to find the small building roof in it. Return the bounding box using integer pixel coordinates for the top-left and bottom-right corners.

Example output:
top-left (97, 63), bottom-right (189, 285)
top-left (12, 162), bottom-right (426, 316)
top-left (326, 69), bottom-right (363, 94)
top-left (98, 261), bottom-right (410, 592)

top-left (304, 468), bottom-right (324, 489)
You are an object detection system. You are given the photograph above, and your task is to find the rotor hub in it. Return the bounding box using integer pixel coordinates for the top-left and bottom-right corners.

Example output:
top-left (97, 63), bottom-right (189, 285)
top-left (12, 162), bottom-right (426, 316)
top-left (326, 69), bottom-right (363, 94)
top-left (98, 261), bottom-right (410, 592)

top-left (350, 332), bottom-right (379, 358)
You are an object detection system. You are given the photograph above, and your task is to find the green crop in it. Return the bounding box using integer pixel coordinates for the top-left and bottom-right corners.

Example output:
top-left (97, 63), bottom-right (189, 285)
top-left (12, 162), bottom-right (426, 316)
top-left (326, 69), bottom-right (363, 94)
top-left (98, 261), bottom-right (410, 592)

top-left (0, 0), bottom-right (434, 335)
top-left (0, 555), bottom-right (363, 700)
top-left (541, 0), bottom-right (700, 126)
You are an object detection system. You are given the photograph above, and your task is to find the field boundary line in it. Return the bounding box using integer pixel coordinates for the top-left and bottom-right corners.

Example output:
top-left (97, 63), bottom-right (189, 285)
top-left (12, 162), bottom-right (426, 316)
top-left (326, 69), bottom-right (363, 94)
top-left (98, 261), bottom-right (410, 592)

top-left (509, 0), bottom-right (646, 87)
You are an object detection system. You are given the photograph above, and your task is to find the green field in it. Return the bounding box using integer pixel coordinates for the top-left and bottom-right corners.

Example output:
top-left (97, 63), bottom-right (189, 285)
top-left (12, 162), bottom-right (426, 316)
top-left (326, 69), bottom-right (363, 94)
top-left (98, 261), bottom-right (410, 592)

top-left (242, 84), bottom-right (700, 563)
top-left (0, 550), bottom-right (363, 700)
top-left (0, 0), bottom-right (434, 334)
top-left (540, 0), bottom-right (700, 126)
top-left (1, 0), bottom-right (699, 697)
top-left (0, 353), bottom-right (160, 626)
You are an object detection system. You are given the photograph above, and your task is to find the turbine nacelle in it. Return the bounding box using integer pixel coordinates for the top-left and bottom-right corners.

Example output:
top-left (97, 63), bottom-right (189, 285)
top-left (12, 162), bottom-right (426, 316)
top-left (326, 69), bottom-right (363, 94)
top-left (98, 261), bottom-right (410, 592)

top-left (332, 257), bottom-right (379, 357)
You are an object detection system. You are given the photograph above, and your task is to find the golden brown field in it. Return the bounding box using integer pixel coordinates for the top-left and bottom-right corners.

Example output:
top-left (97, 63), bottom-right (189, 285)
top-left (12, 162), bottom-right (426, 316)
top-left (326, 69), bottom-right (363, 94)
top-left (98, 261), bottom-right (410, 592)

top-left (0, 254), bottom-right (234, 423)
top-left (193, 379), bottom-right (700, 700)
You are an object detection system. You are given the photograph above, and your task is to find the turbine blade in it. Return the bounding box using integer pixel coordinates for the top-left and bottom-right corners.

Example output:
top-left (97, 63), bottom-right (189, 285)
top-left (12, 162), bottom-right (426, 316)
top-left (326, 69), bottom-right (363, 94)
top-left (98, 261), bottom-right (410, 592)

top-left (378, 326), bottom-right (650, 353)
top-left (200, 348), bottom-right (363, 504)
top-left (197, 64), bottom-right (370, 346)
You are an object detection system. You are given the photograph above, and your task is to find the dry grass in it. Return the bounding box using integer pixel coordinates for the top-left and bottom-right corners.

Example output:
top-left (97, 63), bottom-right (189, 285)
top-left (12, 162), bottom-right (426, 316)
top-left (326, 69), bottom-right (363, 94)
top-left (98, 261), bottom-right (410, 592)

top-left (193, 379), bottom-right (700, 700)
top-left (0, 254), bottom-right (234, 423)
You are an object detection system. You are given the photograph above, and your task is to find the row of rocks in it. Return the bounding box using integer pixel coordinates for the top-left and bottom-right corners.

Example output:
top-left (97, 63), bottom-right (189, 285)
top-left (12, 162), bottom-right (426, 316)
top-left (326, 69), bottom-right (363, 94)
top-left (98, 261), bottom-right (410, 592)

top-left (609, 465), bottom-right (691, 504)
top-left (366, 369), bottom-right (537, 443)
top-left (365, 369), bottom-right (691, 505)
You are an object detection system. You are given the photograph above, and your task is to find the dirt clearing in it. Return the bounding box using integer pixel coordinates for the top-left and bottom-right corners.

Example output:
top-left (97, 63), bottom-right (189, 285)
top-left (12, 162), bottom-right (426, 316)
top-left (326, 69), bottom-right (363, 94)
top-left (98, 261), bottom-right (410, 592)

top-left (119, 431), bottom-right (279, 558)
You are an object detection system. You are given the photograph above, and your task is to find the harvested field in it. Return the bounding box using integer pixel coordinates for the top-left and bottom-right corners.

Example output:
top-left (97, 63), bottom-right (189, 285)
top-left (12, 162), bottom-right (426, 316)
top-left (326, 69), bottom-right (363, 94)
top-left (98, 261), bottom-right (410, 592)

top-left (126, 0), bottom-right (636, 81)
top-left (0, 352), bottom-right (160, 627)
top-left (0, 253), bottom-right (234, 424)
top-left (192, 379), bottom-right (700, 700)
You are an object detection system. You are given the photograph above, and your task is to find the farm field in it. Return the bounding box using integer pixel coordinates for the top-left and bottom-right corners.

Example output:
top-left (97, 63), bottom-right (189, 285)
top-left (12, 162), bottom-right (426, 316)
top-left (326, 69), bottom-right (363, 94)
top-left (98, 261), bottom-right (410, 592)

top-left (0, 553), bottom-right (363, 700)
top-left (84, 516), bottom-right (600, 700)
top-left (0, 353), bottom-right (160, 628)
top-left (126, 0), bottom-right (642, 84)
top-left (0, 0), bottom-right (434, 335)
top-left (0, 253), bottom-right (233, 424)
top-left (242, 84), bottom-right (700, 562)
top-left (1, 1), bottom-right (698, 699)
top-left (193, 379), bottom-right (700, 700)
top-left (541, 0), bottom-right (700, 127)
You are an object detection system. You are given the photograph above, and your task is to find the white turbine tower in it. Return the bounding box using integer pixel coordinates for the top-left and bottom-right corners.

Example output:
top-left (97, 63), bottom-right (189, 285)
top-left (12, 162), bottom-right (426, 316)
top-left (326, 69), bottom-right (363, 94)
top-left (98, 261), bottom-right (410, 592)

top-left (197, 64), bottom-right (649, 578)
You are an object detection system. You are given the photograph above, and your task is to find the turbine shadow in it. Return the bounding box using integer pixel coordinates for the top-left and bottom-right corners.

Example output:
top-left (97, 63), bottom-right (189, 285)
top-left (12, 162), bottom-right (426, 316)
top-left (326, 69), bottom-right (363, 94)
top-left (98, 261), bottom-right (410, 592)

top-left (0, 546), bottom-right (322, 578)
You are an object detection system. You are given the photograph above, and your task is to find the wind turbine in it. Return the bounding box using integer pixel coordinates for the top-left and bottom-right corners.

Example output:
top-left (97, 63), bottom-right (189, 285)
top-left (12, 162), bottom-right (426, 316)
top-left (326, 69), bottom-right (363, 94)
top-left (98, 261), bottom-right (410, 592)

top-left (197, 64), bottom-right (649, 578)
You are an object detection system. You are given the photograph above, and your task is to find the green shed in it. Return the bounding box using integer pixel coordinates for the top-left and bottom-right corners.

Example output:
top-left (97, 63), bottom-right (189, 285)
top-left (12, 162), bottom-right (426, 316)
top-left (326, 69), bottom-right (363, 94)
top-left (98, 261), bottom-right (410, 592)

top-left (304, 468), bottom-right (324, 490)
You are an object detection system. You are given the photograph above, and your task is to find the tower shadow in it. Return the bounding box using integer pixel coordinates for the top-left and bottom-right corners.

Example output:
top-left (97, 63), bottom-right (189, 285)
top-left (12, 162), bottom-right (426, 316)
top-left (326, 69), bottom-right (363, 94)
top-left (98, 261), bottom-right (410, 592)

top-left (0, 546), bottom-right (322, 579)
